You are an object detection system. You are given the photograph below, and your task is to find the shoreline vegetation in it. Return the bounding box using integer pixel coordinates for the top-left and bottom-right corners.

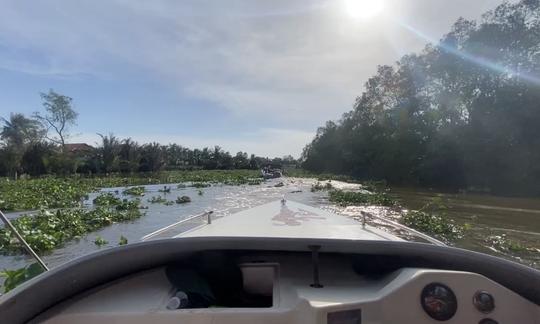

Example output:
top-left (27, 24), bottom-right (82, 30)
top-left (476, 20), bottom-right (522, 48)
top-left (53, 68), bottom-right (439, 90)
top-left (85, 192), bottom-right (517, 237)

top-left (1, 169), bottom-right (534, 251)
top-left (0, 170), bottom-right (263, 257)
top-left (306, 177), bottom-right (465, 243)
top-left (0, 170), bottom-right (263, 212)
top-left (0, 170), bottom-right (538, 293)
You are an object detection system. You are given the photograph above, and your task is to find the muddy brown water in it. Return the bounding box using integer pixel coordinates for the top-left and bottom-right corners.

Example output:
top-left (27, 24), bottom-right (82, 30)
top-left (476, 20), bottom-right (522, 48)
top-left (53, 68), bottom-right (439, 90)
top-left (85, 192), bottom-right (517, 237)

top-left (389, 187), bottom-right (540, 269)
top-left (1, 179), bottom-right (539, 276)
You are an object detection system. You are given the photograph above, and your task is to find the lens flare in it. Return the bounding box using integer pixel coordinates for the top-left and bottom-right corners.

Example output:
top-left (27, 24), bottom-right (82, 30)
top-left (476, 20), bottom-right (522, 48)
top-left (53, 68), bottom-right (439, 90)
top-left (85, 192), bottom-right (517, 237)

top-left (345, 0), bottom-right (385, 19)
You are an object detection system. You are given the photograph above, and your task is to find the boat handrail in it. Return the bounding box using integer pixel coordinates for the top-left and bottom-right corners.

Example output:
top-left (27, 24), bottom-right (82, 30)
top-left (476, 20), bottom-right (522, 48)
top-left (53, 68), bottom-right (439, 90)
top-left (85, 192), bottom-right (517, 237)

top-left (359, 211), bottom-right (446, 246)
top-left (141, 211), bottom-right (213, 241)
top-left (0, 209), bottom-right (49, 271)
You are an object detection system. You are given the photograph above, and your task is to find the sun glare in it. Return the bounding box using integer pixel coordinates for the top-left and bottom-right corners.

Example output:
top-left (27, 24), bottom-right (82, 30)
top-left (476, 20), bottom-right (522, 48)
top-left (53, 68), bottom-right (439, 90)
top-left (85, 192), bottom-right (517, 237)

top-left (345, 0), bottom-right (385, 19)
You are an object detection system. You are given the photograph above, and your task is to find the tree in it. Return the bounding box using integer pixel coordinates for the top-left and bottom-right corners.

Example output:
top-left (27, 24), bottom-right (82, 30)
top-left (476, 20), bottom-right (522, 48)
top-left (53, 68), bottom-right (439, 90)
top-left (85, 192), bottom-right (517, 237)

top-left (302, 0), bottom-right (540, 195)
top-left (21, 142), bottom-right (55, 176)
top-left (118, 138), bottom-right (140, 173)
top-left (0, 113), bottom-right (43, 147)
top-left (233, 152), bottom-right (249, 169)
top-left (97, 133), bottom-right (120, 173)
top-left (0, 113), bottom-right (44, 178)
top-left (35, 90), bottom-right (78, 150)
top-left (139, 143), bottom-right (164, 172)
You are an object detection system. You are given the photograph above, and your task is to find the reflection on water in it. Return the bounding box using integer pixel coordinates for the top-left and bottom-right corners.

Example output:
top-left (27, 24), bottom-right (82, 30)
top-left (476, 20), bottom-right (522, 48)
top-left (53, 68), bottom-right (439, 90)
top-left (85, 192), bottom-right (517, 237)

top-left (1, 179), bottom-right (539, 272)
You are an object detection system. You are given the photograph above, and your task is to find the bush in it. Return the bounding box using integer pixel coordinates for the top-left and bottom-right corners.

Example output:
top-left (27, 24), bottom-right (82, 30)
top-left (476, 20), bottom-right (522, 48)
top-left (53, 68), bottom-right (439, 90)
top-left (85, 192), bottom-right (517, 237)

top-left (328, 190), bottom-right (396, 207)
top-left (401, 210), bottom-right (463, 242)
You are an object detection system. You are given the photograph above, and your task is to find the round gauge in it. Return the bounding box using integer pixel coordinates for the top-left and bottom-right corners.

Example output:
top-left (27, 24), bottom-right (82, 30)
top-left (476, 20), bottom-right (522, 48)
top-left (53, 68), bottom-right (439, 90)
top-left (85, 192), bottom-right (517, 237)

top-left (473, 291), bottom-right (495, 313)
top-left (421, 283), bottom-right (458, 321)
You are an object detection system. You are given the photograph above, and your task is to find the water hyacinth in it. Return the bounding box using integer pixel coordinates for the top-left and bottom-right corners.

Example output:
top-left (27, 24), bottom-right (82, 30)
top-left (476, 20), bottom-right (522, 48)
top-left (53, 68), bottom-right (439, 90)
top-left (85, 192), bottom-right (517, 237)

top-left (0, 263), bottom-right (44, 293)
top-left (118, 236), bottom-right (128, 245)
top-left (122, 186), bottom-right (145, 196)
top-left (0, 178), bottom-right (92, 211)
top-left (93, 192), bottom-right (121, 206)
top-left (0, 170), bottom-right (263, 212)
top-left (176, 196), bottom-right (191, 204)
top-left (0, 204), bottom-right (143, 254)
top-left (401, 210), bottom-right (463, 242)
top-left (311, 181), bottom-right (333, 192)
top-left (94, 236), bottom-right (109, 246)
top-left (328, 190), bottom-right (396, 207)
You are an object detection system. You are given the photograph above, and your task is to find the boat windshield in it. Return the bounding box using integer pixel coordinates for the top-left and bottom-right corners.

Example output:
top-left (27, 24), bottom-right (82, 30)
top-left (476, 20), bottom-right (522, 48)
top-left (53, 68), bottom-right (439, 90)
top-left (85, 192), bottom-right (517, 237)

top-left (1, 0), bottom-right (539, 293)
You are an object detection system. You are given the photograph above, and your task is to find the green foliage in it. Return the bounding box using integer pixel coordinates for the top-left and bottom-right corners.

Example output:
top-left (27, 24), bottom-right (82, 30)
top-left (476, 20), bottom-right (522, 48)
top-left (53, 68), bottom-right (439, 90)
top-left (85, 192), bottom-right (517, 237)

top-left (0, 263), bottom-right (44, 293)
top-left (97, 133), bottom-right (120, 173)
top-left (94, 236), bottom-right (108, 246)
top-left (122, 186), bottom-right (145, 196)
top-left (400, 199), bottom-right (464, 241)
top-left (92, 192), bottom-right (121, 206)
top-left (0, 177), bottom-right (92, 211)
top-left (115, 199), bottom-right (141, 211)
top-left (35, 89), bottom-right (77, 147)
top-left (176, 196), bottom-right (191, 204)
top-left (0, 205), bottom-right (142, 254)
top-left (0, 170), bottom-right (263, 212)
top-left (328, 190), bottom-right (396, 207)
top-left (401, 211), bottom-right (463, 242)
top-left (301, 0), bottom-right (540, 195)
top-left (311, 181), bottom-right (333, 192)
top-left (0, 113), bottom-right (44, 178)
top-left (118, 235), bottom-right (128, 245)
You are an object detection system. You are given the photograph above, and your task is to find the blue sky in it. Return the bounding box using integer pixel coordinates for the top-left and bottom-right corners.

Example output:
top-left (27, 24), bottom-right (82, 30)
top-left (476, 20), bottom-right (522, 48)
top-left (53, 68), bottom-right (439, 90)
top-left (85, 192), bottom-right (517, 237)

top-left (0, 0), bottom-right (508, 157)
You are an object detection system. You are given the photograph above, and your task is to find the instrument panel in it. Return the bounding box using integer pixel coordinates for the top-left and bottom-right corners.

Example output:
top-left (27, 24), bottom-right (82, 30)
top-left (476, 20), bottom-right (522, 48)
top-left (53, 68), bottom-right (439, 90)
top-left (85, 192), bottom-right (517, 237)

top-left (33, 253), bottom-right (540, 324)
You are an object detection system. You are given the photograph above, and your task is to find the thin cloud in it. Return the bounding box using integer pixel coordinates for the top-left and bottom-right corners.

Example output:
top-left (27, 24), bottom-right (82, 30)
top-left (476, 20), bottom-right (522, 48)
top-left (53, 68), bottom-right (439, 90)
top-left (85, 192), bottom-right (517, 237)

top-left (0, 0), bottom-right (510, 156)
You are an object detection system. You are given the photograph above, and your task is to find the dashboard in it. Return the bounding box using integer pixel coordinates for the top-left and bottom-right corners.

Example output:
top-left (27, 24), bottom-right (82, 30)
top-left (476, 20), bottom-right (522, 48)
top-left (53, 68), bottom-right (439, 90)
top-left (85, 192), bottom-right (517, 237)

top-left (31, 252), bottom-right (540, 324)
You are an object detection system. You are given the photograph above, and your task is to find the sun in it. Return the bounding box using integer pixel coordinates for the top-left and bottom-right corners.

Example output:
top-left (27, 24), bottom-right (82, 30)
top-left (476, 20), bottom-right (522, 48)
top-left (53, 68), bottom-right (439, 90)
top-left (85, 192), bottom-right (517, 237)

top-left (344, 0), bottom-right (385, 19)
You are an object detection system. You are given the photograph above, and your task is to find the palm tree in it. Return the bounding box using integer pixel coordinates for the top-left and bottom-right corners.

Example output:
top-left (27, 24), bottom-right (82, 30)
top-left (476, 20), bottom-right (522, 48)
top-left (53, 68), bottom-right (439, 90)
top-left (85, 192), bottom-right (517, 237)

top-left (119, 138), bottom-right (140, 173)
top-left (0, 113), bottom-right (43, 178)
top-left (1, 113), bottom-right (43, 147)
top-left (97, 133), bottom-right (120, 173)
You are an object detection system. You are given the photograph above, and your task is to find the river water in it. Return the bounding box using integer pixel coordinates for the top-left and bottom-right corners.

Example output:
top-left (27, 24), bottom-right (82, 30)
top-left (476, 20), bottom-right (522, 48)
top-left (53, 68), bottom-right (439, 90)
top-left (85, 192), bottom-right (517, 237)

top-left (1, 178), bottom-right (539, 273)
top-left (389, 187), bottom-right (540, 269)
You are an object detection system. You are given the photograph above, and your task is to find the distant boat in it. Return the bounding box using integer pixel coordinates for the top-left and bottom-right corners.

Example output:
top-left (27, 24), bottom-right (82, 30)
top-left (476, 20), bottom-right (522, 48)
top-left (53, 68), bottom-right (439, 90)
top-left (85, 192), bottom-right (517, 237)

top-left (261, 167), bottom-right (282, 179)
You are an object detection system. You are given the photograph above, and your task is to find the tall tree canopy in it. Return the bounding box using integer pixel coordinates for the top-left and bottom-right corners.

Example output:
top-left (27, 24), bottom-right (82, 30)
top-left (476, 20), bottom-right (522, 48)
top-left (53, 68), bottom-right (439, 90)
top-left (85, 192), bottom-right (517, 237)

top-left (35, 89), bottom-right (78, 149)
top-left (0, 113), bottom-right (43, 178)
top-left (302, 0), bottom-right (540, 195)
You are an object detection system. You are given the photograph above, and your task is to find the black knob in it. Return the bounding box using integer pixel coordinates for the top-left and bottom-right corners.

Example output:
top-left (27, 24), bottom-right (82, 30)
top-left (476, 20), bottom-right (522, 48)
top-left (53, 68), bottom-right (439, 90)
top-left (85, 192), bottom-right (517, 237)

top-left (479, 319), bottom-right (498, 324)
top-left (421, 283), bottom-right (458, 321)
top-left (473, 291), bottom-right (495, 313)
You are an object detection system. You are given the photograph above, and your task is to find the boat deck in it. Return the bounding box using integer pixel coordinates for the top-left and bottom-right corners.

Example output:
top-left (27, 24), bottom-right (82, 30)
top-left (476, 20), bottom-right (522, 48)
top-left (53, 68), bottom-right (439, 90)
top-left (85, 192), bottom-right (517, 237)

top-left (177, 200), bottom-right (402, 241)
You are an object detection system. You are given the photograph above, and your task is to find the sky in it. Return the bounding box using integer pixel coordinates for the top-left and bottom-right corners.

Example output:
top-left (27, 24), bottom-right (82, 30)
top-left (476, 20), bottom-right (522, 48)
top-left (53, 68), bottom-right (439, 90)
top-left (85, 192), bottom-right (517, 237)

top-left (0, 0), bottom-right (511, 158)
